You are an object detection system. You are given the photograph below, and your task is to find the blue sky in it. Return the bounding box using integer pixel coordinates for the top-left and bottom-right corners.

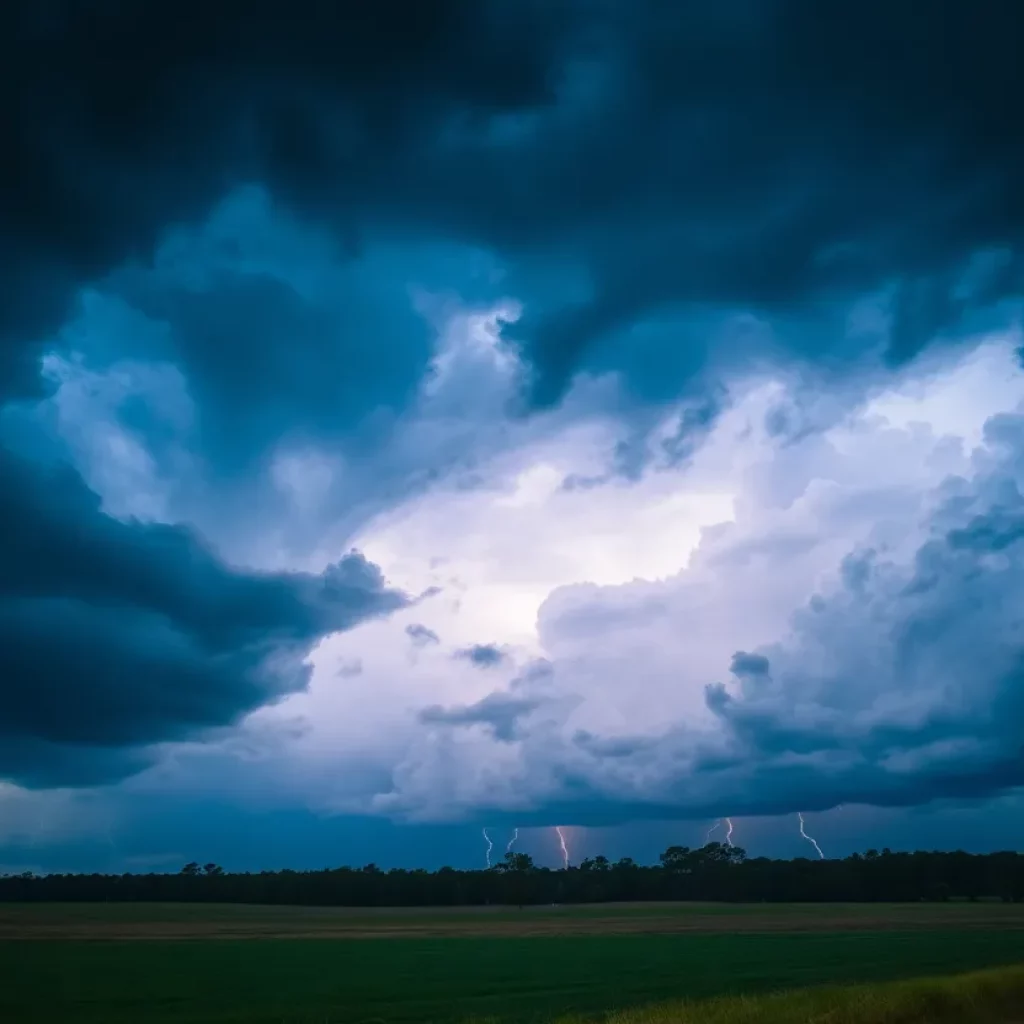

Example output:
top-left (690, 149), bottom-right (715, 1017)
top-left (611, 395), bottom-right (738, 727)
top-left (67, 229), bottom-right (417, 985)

top-left (2, 0), bottom-right (1024, 872)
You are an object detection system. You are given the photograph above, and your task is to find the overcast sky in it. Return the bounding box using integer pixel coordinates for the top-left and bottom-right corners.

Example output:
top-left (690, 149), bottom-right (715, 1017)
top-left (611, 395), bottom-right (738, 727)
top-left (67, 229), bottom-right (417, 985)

top-left (2, 0), bottom-right (1024, 873)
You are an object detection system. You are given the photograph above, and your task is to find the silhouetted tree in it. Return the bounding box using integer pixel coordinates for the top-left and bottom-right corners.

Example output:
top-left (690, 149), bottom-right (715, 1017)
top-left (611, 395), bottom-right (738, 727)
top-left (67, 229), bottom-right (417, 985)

top-left (4, 843), bottom-right (1022, 908)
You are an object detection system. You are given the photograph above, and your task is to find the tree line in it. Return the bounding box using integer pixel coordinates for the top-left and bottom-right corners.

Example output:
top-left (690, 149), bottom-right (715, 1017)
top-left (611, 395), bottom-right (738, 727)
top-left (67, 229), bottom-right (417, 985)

top-left (2, 844), bottom-right (1023, 906)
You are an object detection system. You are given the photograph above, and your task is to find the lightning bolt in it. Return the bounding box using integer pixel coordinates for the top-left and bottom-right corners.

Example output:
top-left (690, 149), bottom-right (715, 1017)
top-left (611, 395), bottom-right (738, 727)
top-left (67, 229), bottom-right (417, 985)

top-left (706, 818), bottom-right (735, 846)
top-left (554, 826), bottom-right (570, 869)
top-left (482, 827), bottom-right (493, 868)
top-left (506, 827), bottom-right (519, 854)
top-left (797, 812), bottom-right (825, 859)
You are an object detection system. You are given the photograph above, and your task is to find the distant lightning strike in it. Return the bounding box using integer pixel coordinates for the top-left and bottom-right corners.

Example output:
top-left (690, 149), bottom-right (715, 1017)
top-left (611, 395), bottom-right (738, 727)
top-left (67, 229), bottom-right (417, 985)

top-left (482, 828), bottom-right (493, 868)
top-left (706, 818), bottom-right (735, 847)
top-left (506, 828), bottom-right (519, 854)
top-left (554, 826), bottom-right (570, 869)
top-left (798, 812), bottom-right (825, 859)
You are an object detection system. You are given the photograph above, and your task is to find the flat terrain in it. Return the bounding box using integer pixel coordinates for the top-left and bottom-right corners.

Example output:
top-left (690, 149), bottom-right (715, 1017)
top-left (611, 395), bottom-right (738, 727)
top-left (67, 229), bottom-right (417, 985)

top-left (3, 902), bottom-right (1024, 1023)
top-left (5, 898), bottom-right (1024, 939)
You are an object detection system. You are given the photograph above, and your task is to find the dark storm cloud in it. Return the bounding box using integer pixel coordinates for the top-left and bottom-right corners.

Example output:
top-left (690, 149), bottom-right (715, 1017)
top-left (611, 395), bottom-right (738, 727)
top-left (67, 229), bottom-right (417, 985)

top-left (0, 450), bottom-right (406, 787)
top-left (501, 0), bottom-right (1024, 404)
top-left (3, 0), bottom-right (1023, 815)
top-left (0, 0), bottom-right (571, 398)
top-left (419, 692), bottom-right (541, 742)
top-left (454, 643), bottom-right (507, 668)
top-left (109, 259), bottom-right (435, 473)
top-left (2, 0), bottom-right (1022, 413)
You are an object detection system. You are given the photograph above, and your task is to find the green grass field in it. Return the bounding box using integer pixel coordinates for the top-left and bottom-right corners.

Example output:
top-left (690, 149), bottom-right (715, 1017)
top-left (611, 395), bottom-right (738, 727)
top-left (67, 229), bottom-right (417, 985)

top-left (4, 903), bottom-right (1024, 1023)
top-left (599, 965), bottom-right (1024, 1024)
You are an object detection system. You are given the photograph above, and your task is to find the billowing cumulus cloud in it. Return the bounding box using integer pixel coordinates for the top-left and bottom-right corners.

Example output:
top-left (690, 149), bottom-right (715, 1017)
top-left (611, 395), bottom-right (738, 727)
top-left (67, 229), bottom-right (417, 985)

top-left (228, 338), bottom-right (1023, 828)
top-left (698, 409), bottom-right (1024, 811)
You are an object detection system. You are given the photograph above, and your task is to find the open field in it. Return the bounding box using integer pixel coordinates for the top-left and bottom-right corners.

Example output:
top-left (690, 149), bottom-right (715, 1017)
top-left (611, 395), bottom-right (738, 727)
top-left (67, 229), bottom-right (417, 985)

top-left (5, 898), bottom-right (1024, 939)
top-left (3, 902), bottom-right (1024, 1023)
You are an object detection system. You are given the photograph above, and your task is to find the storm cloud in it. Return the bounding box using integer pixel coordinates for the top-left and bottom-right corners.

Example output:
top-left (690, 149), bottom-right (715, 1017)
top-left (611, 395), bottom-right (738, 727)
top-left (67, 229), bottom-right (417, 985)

top-left (354, 352), bottom-right (1024, 827)
top-left (3, 0), bottom-right (1022, 415)
top-left (701, 411), bottom-right (1024, 812)
top-left (528, 403), bottom-right (1024, 821)
top-left (2, 0), bottom-right (1024, 863)
top-left (0, 449), bottom-right (405, 786)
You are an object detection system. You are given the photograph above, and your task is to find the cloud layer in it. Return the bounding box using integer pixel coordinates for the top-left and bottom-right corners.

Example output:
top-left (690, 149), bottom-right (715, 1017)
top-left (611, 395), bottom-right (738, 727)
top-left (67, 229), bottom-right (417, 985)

top-left (4, 1), bottom-right (1022, 411)
top-left (2, 1), bottom-right (1024, 864)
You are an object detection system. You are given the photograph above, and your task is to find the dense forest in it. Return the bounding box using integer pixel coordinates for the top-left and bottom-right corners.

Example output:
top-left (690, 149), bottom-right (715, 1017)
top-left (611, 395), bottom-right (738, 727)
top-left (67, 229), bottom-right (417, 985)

top-left (3, 844), bottom-right (1023, 906)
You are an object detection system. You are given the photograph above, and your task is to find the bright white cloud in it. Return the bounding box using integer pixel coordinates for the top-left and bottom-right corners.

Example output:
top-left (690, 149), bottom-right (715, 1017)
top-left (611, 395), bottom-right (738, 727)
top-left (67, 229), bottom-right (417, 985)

top-left (212, 330), bottom-right (1024, 824)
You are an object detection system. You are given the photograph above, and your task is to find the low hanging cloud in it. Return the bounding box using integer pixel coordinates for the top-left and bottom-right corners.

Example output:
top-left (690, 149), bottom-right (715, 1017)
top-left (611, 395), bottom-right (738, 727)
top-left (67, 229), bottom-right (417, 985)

top-left (0, 449), bottom-right (406, 788)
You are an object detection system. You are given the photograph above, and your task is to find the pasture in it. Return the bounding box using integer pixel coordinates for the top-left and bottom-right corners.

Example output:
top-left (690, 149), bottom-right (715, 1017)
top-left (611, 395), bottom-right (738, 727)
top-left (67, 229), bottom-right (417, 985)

top-left (3, 901), bottom-right (1024, 1023)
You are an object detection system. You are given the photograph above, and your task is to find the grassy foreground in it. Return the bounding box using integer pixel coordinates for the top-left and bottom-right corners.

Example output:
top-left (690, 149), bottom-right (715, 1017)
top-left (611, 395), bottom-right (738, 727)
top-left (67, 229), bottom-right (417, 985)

top-left (5, 930), bottom-right (1024, 1023)
top-left (580, 964), bottom-right (1024, 1024)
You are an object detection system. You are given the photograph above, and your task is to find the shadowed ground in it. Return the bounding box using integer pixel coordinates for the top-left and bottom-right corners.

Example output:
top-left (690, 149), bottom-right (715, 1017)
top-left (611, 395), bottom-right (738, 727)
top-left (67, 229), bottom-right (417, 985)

top-left (4, 902), bottom-right (1024, 1023)
top-left (4, 899), bottom-right (1024, 939)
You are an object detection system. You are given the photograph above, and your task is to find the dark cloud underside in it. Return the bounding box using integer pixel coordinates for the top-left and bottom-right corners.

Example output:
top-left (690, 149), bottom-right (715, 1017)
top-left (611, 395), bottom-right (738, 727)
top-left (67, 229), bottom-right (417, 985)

top-left (2, 0), bottom-right (1022, 409)
top-left (0, 449), bottom-right (405, 786)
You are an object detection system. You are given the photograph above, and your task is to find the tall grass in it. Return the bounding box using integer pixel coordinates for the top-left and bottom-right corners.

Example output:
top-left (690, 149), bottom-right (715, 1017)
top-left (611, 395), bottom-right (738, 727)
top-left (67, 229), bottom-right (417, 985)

top-left (555, 964), bottom-right (1024, 1024)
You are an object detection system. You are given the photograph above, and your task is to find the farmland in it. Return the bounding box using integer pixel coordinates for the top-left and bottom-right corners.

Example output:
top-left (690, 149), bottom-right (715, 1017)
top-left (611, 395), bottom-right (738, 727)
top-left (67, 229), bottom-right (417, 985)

top-left (4, 901), bottom-right (1024, 1023)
